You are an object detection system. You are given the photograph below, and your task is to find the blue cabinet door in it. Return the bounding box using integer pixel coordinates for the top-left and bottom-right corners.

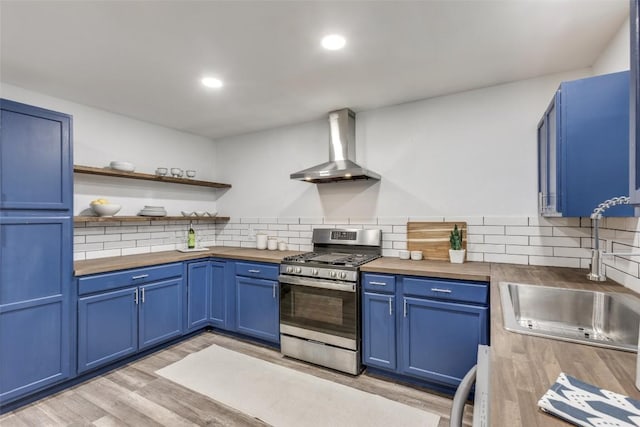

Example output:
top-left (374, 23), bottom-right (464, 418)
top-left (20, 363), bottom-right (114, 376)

top-left (0, 99), bottom-right (72, 211)
top-left (0, 217), bottom-right (73, 404)
top-left (210, 261), bottom-right (227, 328)
top-left (538, 72), bottom-right (632, 217)
top-left (139, 279), bottom-right (184, 350)
top-left (235, 276), bottom-right (279, 343)
top-left (400, 297), bottom-right (488, 388)
top-left (77, 287), bottom-right (138, 374)
top-left (186, 261), bottom-right (210, 331)
top-left (362, 292), bottom-right (396, 370)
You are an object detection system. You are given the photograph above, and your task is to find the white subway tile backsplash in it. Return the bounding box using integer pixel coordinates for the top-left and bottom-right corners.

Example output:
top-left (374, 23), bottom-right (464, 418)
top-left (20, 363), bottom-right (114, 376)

top-left (529, 256), bottom-right (580, 268)
top-left (467, 243), bottom-right (505, 254)
top-left (505, 226), bottom-right (552, 236)
top-left (484, 253), bottom-right (528, 265)
top-left (484, 217), bottom-right (528, 226)
top-left (466, 252), bottom-right (484, 262)
top-left (467, 225), bottom-right (505, 235)
top-left (484, 235), bottom-right (528, 245)
top-left (444, 216), bottom-right (483, 225)
top-left (552, 227), bottom-right (590, 238)
top-left (507, 245), bottom-right (553, 256)
top-left (377, 217), bottom-right (409, 225)
top-left (528, 217), bottom-right (580, 227)
top-left (121, 247), bottom-right (151, 256)
top-left (529, 236), bottom-right (580, 247)
top-left (69, 215), bottom-right (640, 293)
top-left (85, 249), bottom-right (122, 259)
top-left (553, 247), bottom-right (591, 258)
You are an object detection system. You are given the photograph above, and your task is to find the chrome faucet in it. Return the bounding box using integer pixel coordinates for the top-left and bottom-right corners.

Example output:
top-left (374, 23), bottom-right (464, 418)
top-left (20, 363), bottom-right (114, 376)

top-left (587, 196), bottom-right (633, 281)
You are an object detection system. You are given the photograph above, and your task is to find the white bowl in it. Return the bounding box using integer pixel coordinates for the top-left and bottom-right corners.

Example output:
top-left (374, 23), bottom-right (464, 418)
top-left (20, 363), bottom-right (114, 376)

top-left (110, 161), bottom-right (135, 172)
top-left (410, 250), bottom-right (423, 261)
top-left (92, 203), bottom-right (121, 217)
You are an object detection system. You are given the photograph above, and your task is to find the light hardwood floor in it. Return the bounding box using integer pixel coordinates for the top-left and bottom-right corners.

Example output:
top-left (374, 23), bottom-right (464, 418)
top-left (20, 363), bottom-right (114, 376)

top-left (0, 332), bottom-right (472, 426)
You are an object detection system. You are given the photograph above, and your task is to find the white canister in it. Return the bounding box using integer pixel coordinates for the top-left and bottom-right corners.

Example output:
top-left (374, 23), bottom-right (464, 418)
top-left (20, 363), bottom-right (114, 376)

top-left (267, 238), bottom-right (278, 251)
top-left (256, 233), bottom-right (268, 250)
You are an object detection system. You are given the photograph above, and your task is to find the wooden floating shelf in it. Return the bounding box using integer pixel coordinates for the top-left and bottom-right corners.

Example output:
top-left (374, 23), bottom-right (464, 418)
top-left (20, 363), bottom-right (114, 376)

top-left (74, 216), bottom-right (230, 223)
top-left (74, 165), bottom-right (231, 189)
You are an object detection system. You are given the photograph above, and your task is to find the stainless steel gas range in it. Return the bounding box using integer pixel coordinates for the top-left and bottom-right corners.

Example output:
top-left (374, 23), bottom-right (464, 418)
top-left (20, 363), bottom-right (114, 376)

top-left (279, 228), bottom-right (382, 375)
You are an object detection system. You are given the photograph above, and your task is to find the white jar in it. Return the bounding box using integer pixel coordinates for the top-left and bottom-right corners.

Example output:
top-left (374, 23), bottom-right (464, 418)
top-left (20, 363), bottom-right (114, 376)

top-left (256, 233), bottom-right (268, 250)
top-left (267, 238), bottom-right (278, 250)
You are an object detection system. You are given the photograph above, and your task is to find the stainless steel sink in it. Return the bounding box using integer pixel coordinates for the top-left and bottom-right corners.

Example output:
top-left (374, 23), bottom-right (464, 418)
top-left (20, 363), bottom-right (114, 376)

top-left (499, 282), bottom-right (640, 352)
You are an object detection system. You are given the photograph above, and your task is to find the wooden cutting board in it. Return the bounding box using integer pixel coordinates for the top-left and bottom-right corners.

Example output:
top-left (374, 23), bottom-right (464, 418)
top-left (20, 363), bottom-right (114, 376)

top-left (407, 222), bottom-right (467, 261)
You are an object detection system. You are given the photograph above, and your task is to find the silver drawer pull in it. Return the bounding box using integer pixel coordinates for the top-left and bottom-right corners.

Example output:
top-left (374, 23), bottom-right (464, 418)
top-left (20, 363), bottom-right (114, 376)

top-left (248, 269), bottom-right (261, 273)
top-left (369, 281), bottom-right (387, 286)
top-left (431, 288), bottom-right (452, 293)
top-left (132, 274), bottom-right (149, 280)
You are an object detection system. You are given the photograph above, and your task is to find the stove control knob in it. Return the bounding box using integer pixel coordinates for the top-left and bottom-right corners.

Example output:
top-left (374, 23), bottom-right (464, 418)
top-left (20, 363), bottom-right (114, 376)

top-left (339, 271), bottom-right (347, 279)
top-left (295, 267), bottom-right (302, 274)
top-left (311, 268), bottom-right (319, 275)
top-left (286, 266), bottom-right (293, 273)
top-left (329, 271), bottom-right (337, 278)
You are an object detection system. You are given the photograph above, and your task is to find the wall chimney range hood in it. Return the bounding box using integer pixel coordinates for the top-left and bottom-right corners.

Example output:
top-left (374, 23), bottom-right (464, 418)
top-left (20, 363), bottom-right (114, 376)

top-left (290, 108), bottom-right (381, 183)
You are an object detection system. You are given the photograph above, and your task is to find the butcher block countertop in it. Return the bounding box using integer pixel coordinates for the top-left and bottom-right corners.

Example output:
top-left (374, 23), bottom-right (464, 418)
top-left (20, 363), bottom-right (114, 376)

top-left (489, 263), bottom-right (640, 427)
top-left (360, 257), bottom-right (491, 281)
top-left (74, 250), bottom-right (640, 426)
top-left (74, 247), bottom-right (303, 276)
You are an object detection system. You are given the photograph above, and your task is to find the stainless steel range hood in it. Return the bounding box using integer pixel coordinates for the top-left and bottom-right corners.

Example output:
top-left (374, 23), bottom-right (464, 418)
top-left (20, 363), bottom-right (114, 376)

top-left (290, 108), bottom-right (381, 183)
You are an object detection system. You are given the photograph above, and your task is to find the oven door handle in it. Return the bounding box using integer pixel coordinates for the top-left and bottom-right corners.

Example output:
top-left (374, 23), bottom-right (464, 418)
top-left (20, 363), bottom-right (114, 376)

top-left (278, 275), bottom-right (356, 293)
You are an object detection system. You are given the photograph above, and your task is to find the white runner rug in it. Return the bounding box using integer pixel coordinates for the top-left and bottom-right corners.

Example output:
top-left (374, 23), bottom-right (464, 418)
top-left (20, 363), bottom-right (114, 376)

top-left (156, 344), bottom-right (441, 427)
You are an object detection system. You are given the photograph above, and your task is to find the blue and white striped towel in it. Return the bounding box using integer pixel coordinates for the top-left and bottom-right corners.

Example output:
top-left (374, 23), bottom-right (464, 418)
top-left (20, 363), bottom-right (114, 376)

top-left (538, 373), bottom-right (640, 426)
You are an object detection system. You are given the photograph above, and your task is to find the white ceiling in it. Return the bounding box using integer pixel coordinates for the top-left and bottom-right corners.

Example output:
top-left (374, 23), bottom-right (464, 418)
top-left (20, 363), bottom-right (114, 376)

top-left (0, 0), bottom-right (629, 140)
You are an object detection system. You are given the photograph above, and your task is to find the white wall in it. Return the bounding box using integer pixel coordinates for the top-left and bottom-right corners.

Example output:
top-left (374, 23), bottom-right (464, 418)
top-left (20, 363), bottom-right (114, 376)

top-left (592, 16), bottom-right (630, 75)
top-left (1, 83), bottom-right (220, 216)
top-left (214, 68), bottom-right (591, 219)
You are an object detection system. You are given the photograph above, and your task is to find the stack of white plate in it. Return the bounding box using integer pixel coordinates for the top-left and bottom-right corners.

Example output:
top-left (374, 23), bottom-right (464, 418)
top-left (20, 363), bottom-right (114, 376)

top-left (138, 205), bottom-right (167, 217)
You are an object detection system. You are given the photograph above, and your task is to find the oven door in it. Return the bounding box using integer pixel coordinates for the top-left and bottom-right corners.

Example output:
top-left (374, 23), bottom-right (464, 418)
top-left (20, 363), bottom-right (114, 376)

top-left (279, 275), bottom-right (359, 350)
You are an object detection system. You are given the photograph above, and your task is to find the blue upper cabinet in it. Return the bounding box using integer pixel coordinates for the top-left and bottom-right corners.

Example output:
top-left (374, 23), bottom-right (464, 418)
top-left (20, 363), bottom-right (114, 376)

top-left (0, 99), bottom-right (72, 212)
top-left (538, 72), bottom-right (633, 217)
top-left (0, 100), bottom-right (73, 405)
top-left (630, 0), bottom-right (640, 206)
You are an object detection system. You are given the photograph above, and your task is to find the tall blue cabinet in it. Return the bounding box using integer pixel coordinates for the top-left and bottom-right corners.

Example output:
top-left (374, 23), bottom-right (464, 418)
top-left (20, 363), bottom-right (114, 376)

top-left (0, 99), bottom-right (74, 405)
top-left (538, 71), bottom-right (632, 217)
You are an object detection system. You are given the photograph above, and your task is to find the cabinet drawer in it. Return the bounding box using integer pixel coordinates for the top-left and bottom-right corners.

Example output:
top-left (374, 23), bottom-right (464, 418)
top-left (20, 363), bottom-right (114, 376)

top-left (402, 277), bottom-right (488, 305)
top-left (78, 263), bottom-right (183, 296)
top-left (235, 261), bottom-right (279, 280)
top-left (363, 273), bottom-right (396, 294)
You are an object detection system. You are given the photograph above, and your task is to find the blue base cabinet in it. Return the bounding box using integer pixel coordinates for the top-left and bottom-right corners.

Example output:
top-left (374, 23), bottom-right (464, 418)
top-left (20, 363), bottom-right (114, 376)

top-left (362, 273), bottom-right (489, 390)
top-left (401, 298), bottom-right (487, 386)
top-left (185, 259), bottom-right (229, 332)
top-left (78, 287), bottom-right (138, 373)
top-left (233, 261), bottom-right (280, 344)
top-left (538, 71), bottom-right (632, 217)
top-left (362, 292), bottom-right (396, 370)
top-left (0, 100), bottom-right (73, 406)
top-left (77, 264), bottom-right (183, 374)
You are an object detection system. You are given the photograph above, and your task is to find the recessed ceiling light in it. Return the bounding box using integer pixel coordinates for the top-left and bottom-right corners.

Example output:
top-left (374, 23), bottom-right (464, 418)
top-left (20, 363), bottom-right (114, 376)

top-left (321, 34), bottom-right (346, 50)
top-left (201, 77), bottom-right (223, 88)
